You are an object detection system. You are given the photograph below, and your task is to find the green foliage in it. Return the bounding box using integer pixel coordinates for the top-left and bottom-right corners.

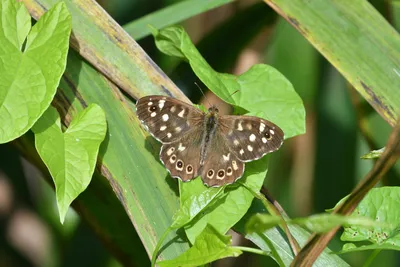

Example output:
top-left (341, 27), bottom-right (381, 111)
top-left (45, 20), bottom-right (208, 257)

top-left (32, 105), bottom-right (107, 223)
top-left (2, 0), bottom-right (400, 266)
top-left (0, 0), bottom-right (70, 143)
top-left (157, 224), bottom-right (242, 267)
top-left (153, 26), bottom-right (305, 139)
top-left (246, 213), bottom-right (378, 235)
top-left (339, 187), bottom-right (400, 253)
top-left (124, 0), bottom-right (235, 40)
top-left (150, 25), bottom-right (310, 266)
top-left (361, 147), bottom-right (385, 159)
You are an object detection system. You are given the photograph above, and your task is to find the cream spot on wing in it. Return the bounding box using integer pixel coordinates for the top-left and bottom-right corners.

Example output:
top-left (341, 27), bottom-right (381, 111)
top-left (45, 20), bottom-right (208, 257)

top-left (175, 127), bottom-right (182, 133)
top-left (167, 133), bottom-right (172, 138)
top-left (233, 139), bottom-right (239, 146)
top-left (259, 123), bottom-right (265, 133)
top-left (178, 109), bottom-right (185, 117)
top-left (247, 145), bottom-right (253, 152)
top-left (178, 143), bottom-right (186, 151)
top-left (246, 123), bottom-right (252, 130)
top-left (170, 106), bottom-right (176, 112)
top-left (162, 114), bottom-right (169, 121)
top-left (270, 129), bottom-right (275, 135)
top-left (262, 137), bottom-right (267, 143)
top-left (237, 121), bottom-right (243, 131)
top-left (240, 149), bottom-right (244, 155)
top-left (167, 147), bottom-right (175, 156)
top-left (147, 102), bottom-right (153, 106)
top-left (160, 125), bottom-right (167, 131)
top-left (249, 134), bottom-right (256, 142)
top-left (158, 100), bottom-right (165, 109)
top-left (223, 153), bottom-right (230, 161)
top-left (232, 160), bottom-right (238, 171)
top-left (151, 112), bottom-right (157, 117)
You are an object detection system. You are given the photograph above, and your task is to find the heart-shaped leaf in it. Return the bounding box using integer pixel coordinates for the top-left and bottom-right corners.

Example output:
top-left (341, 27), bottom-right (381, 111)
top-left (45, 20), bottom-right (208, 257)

top-left (32, 104), bottom-right (107, 223)
top-left (152, 25), bottom-right (305, 139)
top-left (0, 1), bottom-right (71, 143)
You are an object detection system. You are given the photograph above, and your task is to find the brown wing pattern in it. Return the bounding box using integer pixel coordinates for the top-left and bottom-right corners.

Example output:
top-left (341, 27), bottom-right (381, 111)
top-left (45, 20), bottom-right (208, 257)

top-left (199, 133), bottom-right (245, 187)
top-left (218, 115), bottom-right (284, 162)
top-left (159, 128), bottom-right (203, 182)
top-left (136, 95), bottom-right (204, 144)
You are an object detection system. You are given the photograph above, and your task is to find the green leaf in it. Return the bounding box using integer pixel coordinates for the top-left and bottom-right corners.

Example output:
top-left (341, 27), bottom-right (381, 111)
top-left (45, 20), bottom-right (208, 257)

top-left (0, 1), bottom-right (71, 143)
top-left (184, 156), bottom-right (269, 244)
top-left (153, 25), bottom-right (305, 138)
top-left (123, 0), bottom-right (235, 40)
top-left (32, 104), bottom-right (107, 223)
top-left (292, 214), bottom-right (379, 233)
top-left (361, 147), bottom-right (385, 159)
top-left (245, 213), bottom-right (281, 233)
top-left (266, 0), bottom-right (400, 126)
top-left (339, 187), bottom-right (400, 253)
top-left (171, 179), bottom-right (223, 229)
top-left (245, 213), bottom-right (378, 235)
top-left (157, 224), bottom-right (242, 267)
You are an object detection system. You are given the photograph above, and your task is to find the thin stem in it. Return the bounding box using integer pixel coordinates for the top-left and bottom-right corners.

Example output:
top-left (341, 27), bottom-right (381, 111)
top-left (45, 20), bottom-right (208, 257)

top-left (151, 226), bottom-right (173, 267)
top-left (233, 246), bottom-right (271, 257)
top-left (363, 249), bottom-right (381, 267)
top-left (240, 182), bottom-right (301, 255)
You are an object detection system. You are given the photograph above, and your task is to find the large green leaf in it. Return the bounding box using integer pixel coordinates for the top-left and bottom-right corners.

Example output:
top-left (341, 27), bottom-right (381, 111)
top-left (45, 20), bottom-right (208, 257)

top-left (153, 26), bottom-right (305, 139)
top-left (339, 187), bottom-right (400, 253)
top-left (32, 105), bottom-right (107, 223)
top-left (264, 0), bottom-right (400, 126)
top-left (0, 0), bottom-right (70, 143)
top-left (22, 0), bottom-right (187, 100)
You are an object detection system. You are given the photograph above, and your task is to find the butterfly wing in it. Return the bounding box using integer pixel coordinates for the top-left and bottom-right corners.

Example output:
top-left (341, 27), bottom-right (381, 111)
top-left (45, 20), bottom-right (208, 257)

top-left (136, 95), bottom-right (204, 144)
top-left (159, 128), bottom-right (203, 181)
top-left (218, 115), bottom-right (284, 162)
top-left (199, 133), bottom-right (245, 187)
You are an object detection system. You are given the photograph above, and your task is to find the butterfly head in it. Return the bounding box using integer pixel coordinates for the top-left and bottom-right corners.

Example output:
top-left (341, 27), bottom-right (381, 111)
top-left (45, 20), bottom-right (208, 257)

top-left (207, 105), bottom-right (219, 114)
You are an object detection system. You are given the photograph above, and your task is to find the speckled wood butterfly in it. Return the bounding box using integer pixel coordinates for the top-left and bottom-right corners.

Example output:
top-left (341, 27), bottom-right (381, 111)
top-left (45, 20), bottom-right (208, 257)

top-left (136, 95), bottom-right (284, 187)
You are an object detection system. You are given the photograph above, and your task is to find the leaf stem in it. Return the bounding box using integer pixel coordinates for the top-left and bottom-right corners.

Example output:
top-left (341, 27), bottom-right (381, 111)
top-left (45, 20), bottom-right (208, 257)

top-left (151, 226), bottom-right (173, 267)
top-left (363, 249), bottom-right (381, 267)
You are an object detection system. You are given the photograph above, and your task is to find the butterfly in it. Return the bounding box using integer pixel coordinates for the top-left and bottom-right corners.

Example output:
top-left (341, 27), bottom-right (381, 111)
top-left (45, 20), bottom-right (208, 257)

top-left (136, 95), bottom-right (284, 187)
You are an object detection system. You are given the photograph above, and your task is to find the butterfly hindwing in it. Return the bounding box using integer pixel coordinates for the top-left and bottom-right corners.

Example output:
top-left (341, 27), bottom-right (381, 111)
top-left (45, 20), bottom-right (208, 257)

top-left (218, 115), bottom-right (284, 162)
top-left (200, 133), bottom-right (244, 187)
top-left (136, 95), bottom-right (203, 143)
top-left (159, 129), bottom-right (203, 181)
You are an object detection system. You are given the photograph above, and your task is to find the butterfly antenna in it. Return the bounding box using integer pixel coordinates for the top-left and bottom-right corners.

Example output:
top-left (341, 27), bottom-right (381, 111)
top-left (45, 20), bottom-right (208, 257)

top-left (194, 82), bottom-right (213, 108)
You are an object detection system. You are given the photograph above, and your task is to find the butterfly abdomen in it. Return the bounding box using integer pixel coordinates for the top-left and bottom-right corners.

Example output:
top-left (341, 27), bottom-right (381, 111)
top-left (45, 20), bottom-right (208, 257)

top-left (199, 113), bottom-right (218, 165)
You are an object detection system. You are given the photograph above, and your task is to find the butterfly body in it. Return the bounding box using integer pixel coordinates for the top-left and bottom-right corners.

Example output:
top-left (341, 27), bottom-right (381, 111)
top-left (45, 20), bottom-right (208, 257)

top-left (136, 95), bottom-right (284, 187)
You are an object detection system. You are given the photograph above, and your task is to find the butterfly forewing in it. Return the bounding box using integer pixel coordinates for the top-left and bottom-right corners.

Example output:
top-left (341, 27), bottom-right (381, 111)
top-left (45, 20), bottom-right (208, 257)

top-left (219, 115), bottom-right (284, 162)
top-left (136, 95), bottom-right (203, 143)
